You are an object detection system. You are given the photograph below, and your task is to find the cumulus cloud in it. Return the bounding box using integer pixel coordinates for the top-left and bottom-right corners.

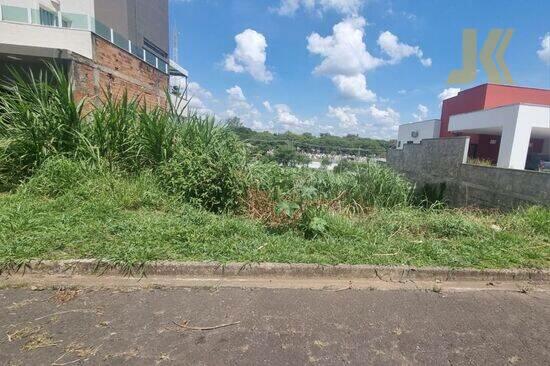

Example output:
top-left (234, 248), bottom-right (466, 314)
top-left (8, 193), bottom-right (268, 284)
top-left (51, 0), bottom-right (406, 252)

top-left (331, 74), bottom-right (377, 102)
top-left (224, 85), bottom-right (263, 128)
top-left (307, 17), bottom-right (381, 101)
top-left (273, 0), bottom-right (364, 16)
top-left (367, 104), bottom-right (400, 126)
top-left (173, 80), bottom-right (214, 114)
top-left (263, 101), bottom-right (273, 112)
top-left (438, 87), bottom-right (461, 102)
top-left (324, 104), bottom-right (400, 138)
top-left (274, 104), bottom-right (313, 128)
top-left (224, 29), bottom-right (273, 83)
top-left (377, 31), bottom-right (432, 67)
top-left (412, 104), bottom-right (428, 121)
top-left (226, 85), bottom-right (246, 102)
top-left (327, 105), bottom-right (358, 128)
top-left (308, 17), bottom-right (382, 76)
top-left (537, 33), bottom-right (550, 65)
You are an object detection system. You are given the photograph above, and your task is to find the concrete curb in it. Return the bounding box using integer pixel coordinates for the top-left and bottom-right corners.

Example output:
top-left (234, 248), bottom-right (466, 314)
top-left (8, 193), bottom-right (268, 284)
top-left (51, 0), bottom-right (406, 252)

top-left (2, 260), bottom-right (549, 282)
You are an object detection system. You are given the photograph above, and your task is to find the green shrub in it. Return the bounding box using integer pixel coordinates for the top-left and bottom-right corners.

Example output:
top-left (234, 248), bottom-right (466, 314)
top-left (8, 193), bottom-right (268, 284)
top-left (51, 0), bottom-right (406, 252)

top-left (159, 117), bottom-right (248, 213)
top-left (0, 63), bottom-right (83, 187)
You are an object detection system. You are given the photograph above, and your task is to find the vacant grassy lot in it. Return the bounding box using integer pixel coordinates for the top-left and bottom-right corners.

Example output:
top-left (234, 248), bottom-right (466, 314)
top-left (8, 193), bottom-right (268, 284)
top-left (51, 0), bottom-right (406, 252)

top-left (0, 65), bottom-right (548, 271)
top-left (1, 167), bottom-right (548, 270)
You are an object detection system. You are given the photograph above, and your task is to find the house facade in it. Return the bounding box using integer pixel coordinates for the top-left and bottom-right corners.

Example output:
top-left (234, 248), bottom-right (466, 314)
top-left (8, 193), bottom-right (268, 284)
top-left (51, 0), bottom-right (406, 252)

top-left (0, 0), bottom-right (187, 107)
top-left (397, 84), bottom-right (550, 170)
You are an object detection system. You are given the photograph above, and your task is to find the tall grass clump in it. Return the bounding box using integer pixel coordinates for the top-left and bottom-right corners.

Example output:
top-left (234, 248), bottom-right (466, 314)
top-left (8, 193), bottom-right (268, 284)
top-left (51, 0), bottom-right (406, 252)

top-left (343, 162), bottom-right (412, 208)
top-left (159, 115), bottom-right (248, 213)
top-left (83, 91), bottom-right (179, 171)
top-left (0, 64), bottom-right (84, 188)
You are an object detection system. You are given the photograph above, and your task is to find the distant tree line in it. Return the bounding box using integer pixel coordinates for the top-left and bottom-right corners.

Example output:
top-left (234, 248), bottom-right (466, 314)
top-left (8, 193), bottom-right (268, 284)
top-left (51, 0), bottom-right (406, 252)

top-left (226, 117), bottom-right (393, 158)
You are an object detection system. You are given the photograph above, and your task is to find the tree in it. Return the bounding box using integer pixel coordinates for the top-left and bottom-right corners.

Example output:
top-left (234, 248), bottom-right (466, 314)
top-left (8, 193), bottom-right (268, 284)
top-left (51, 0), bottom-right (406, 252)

top-left (273, 144), bottom-right (299, 166)
top-left (226, 117), bottom-right (243, 129)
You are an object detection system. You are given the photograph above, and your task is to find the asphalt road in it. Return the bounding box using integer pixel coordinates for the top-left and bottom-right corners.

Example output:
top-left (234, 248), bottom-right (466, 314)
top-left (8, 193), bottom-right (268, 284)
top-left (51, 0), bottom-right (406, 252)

top-left (0, 286), bottom-right (549, 365)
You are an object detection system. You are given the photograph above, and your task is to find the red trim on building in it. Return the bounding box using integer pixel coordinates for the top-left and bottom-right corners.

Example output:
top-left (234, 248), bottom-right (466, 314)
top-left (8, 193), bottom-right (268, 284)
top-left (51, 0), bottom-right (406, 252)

top-left (439, 84), bottom-right (550, 162)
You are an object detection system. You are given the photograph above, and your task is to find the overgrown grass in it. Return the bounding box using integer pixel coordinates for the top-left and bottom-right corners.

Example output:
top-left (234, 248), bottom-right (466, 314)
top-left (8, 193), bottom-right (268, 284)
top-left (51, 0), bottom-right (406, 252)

top-left (0, 160), bottom-right (548, 269)
top-left (0, 64), bottom-right (548, 270)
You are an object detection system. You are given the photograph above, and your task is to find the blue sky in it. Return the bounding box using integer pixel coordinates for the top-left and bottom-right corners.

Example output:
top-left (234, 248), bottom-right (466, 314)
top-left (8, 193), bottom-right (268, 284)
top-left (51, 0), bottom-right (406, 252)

top-left (169, 0), bottom-right (550, 139)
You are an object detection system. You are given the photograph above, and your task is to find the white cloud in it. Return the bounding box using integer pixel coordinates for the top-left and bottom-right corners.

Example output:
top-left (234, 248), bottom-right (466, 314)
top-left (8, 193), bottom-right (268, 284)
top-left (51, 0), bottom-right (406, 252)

top-left (224, 85), bottom-right (263, 129)
top-left (367, 104), bottom-right (400, 126)
top-left (377, 31), bottom-right (431, 67)
top-left (319, 0), bottom-right (364, 15)
top-left (224, 29), bottom-right (273, 83)
top-left (308, 17), bottom-right (383, 76)
top-left (412, 104), bottom-right (428, 121)
top-left (327, 105), bottom-right (358, 128)
top-left (176, 80), bottom-right (214, 114)
top-left (226, 85), bottom-right (246, 102)
top-left (397, 89), bottom-right (407, 95)
top-left (274, 104), bottom-right (313, 128)
top-left (438, 87), bottom-right (461, 102)
top-left (331, 74), bottom-right (376, 101)
top-left (537, 33), bottom-right (550, 65)
top-left (273, 0), bottom-right (364, 16)
top-left (307, 17), bottom-right (382, 101)
top-left (324, 104), bottom-right (400, 139)
top-left (263, 101), bottom-right (273, 112)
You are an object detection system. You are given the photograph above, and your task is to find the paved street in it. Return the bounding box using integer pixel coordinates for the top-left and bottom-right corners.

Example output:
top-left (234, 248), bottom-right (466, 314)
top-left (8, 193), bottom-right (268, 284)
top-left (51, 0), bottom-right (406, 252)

top-left (1, 283), bottom-right (549, 365)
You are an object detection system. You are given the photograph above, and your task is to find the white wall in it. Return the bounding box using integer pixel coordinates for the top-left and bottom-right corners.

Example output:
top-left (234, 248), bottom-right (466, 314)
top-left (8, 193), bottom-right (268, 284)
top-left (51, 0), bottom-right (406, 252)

top-left (0, 21), bottom-right (93, 59)
top-left (450, 104), bottom-right (550, 169)
top-left (397, 119), bottom-right (441, 149)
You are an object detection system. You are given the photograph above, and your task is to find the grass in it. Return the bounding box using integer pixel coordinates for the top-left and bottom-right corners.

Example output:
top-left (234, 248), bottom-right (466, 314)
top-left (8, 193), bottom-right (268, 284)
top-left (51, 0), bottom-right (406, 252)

top-left (0, 64), bottom-right (548, 271)
top-left (0, 168), bottom-right (548, 270)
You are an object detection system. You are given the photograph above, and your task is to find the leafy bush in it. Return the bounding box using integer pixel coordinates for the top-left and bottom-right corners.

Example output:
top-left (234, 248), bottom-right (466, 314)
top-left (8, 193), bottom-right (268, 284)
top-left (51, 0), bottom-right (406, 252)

top-left (0, 64), bottom-right (83, 188)
top-left (158, 116), bottom-right (248, 213)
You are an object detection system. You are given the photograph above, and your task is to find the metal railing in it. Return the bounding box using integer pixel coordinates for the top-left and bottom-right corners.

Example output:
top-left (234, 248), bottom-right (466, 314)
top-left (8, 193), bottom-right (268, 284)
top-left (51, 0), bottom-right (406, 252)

top-left (0, 4), bottom-right (169, 74)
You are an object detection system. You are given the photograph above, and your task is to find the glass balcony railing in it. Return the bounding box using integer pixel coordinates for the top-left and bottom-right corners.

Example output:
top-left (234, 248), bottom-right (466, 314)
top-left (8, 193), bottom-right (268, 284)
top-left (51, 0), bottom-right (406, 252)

top-left (0, 5), bottom-right (169, 74)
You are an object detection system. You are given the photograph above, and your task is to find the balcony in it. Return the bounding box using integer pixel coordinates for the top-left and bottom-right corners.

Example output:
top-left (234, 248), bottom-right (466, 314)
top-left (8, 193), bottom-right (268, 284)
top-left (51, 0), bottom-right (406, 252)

top-left (0, 4), bottom-right (169, 74)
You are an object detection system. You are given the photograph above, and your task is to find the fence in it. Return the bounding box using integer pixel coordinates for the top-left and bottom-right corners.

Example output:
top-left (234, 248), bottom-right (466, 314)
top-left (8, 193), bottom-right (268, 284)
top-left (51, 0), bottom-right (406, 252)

top-left (387, 137), bottom-right (550, 209)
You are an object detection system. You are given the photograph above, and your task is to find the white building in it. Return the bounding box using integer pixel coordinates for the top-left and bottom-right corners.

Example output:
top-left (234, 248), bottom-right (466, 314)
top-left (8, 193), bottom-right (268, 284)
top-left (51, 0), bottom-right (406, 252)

top-left (449, 104), bottom-right (550, 170)
top-left (396, 119), bottom-right (441, 149)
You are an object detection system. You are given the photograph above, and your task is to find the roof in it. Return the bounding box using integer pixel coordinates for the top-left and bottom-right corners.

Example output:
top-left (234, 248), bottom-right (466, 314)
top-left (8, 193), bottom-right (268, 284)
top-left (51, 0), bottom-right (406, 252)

top-left (169, 60), bottom-right (188, 77)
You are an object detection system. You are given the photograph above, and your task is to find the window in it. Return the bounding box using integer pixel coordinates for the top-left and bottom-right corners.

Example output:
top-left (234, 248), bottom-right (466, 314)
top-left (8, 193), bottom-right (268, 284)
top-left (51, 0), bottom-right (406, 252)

top-left (39, 7), bottom-right (58, 26)
top-left (1, 5), bottom-right (28, 23)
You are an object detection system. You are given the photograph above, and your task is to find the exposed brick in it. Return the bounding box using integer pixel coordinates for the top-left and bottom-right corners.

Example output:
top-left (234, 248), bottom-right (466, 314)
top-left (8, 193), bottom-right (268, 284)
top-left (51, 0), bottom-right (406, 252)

top-left (71, 34), bottom-right (168, 111)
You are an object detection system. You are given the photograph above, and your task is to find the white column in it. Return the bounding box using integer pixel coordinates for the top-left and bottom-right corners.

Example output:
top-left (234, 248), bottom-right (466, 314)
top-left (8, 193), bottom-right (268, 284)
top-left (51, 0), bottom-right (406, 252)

top-left (497, 122), bottom-right (531, 170)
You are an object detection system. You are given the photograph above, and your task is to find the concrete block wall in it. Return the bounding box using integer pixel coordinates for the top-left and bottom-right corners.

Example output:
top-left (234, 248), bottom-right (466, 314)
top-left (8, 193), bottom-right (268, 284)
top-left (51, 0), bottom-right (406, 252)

top-left (387, 137), bottom-right (550, 209)
top-left (71, 35), bottom-right (168, 109)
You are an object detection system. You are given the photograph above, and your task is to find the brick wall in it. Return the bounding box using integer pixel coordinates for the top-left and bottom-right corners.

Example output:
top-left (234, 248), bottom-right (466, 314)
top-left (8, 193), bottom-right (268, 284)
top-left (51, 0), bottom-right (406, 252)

top-left (70, 35), bottom-right (168, 109)
top-left (387, 137), bottom-right (550, 209)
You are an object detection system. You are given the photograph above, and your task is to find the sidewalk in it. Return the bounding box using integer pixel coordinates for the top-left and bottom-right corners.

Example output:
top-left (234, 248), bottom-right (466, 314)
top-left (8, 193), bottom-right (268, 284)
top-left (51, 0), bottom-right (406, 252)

top-left (1, 277), bottom-right (549, 365)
